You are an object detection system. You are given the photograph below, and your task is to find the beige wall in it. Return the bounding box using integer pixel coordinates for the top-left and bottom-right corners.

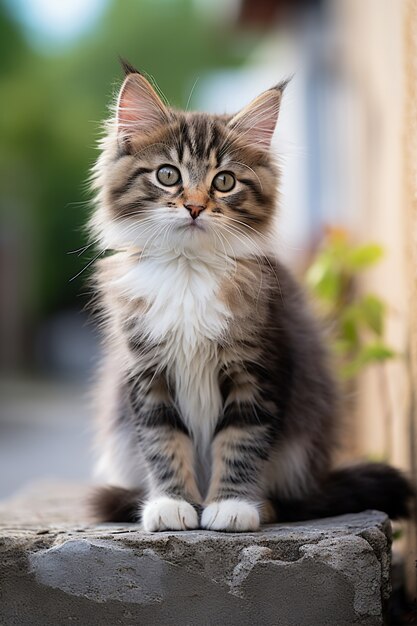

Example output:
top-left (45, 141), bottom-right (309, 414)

top-left (334, 0), bottom-right (417, 593)
top-left (334, 0), bottom-right (410, 467)
top-left (403, 0), bottom-right (417, 595)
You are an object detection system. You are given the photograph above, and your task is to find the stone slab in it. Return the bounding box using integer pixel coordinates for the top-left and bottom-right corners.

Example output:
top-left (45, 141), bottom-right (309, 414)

top-left (0, 483), bottom-right (392, 625)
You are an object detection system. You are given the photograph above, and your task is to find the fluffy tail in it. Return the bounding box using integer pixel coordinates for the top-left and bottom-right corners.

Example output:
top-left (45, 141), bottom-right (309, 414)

top-left (88, 485), bottom-right (145, 523)
top-left (273, 463), bottom-right (414, 522)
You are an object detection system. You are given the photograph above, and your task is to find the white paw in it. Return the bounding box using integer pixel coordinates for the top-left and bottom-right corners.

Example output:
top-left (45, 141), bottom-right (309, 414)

top-left (201, 499), bottom-right (260, 532)
top-left (142, 496), bottom-right (199, 532)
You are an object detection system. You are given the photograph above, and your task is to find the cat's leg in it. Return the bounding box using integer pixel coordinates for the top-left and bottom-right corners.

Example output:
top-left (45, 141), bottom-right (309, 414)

top-left (202, 402), bottom-right (276, 532)
top-left (140, 427), bottom-right (201, 531)
top-left (128, 377), bottom-right (202, 532)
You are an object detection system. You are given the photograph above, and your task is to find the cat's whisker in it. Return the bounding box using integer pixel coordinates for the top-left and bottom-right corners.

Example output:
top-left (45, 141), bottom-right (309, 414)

top-left (69, 249), bottom-right (106, 282)
top-left (67, 242), bottom-right (96, 256)
top-left (206, 223), bottom-right (238, 276)
top-left (221, 217), bottom-right (281, 296)
top-left (227, 161), bottom-right (264, 192)
top-left (216, 223), bottom-right (267, 306)
top-left (217, 221), bottom-right (263, 260)
top-left (223, 215), bottom-right (271, 244)
top-left (185, 77), bottom-right (199, 113)
top-left (136, 225), bottom-right (164, 264)
top-left (212, 230), bottom-right (245, 300)
top-left (66, 199), bottom-right (92, 209)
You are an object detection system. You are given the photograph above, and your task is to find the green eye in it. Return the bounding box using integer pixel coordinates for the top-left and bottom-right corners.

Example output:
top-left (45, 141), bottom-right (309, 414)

top-left (157, 165), bottom-right (181, 186)
top-left (212, 171), bottom-right (236, 192)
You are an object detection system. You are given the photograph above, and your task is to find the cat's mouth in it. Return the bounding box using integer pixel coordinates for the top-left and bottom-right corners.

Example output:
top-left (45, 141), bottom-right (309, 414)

top-left (180, 219), bottom-right (206, 232)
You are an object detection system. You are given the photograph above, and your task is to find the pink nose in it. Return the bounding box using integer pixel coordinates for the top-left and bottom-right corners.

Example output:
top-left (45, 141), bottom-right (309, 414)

top-left (185, 204), bottom-right (206, 220)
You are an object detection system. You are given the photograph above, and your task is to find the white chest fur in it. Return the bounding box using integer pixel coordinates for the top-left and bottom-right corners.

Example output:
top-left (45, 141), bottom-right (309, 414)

top-left (116, 251), bottom-right (232, 446)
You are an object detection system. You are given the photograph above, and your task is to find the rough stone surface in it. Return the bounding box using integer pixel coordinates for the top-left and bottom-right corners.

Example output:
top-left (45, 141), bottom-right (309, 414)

top-left (0, 483), bottom-right (392, 626)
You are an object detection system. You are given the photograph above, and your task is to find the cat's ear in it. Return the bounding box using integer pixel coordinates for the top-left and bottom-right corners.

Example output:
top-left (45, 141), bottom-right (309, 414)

top-left (116, 66), bottom-right (169, 140)
top-left (228, 80), bottom-right (290, 150)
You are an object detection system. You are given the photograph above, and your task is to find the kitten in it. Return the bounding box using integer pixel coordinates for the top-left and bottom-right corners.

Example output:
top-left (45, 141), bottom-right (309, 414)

top-left (89, 61), bottom-right (412, 531)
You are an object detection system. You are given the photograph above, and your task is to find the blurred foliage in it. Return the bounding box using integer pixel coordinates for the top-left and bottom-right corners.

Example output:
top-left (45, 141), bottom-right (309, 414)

top-left (305, 228), bottom-right (396, 380)
top-left (0, 0), bottom-right (256, 318)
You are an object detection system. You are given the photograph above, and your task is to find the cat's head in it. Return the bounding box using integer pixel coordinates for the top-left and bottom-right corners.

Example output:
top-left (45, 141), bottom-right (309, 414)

top-left (91, 62), bottom-right (287, 258)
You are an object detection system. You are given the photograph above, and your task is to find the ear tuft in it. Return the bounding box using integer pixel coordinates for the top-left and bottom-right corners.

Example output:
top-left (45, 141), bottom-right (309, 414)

top-left (228, 78), bottom-right (290, 150)
top-left (119, 57), bottom-right (141, 77)
top-left (116, 72), bottom-right (168, 140)
top-left (271, 76), bottom-right (293, 95)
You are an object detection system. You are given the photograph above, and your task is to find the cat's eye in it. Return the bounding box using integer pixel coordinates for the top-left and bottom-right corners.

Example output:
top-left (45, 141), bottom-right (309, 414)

top-left (157, 165), bottom-right (181, 186)
top-left (212, 171), bottom-right (236, 192)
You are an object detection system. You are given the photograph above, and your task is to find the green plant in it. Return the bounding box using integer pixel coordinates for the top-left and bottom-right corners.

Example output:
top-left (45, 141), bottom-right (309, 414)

top-left (305, 228), bottom-right (396, 380)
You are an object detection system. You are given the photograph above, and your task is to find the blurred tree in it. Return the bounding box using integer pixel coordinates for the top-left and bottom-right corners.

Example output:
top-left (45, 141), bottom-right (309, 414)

top-left (0, 0), bottom-right (255, 355)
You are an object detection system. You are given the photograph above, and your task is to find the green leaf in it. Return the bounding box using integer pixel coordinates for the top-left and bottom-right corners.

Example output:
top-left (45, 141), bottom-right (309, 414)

top-left (345, 244), bottom-right (384, 271)
top-left (358, 295), bottom-right (385, 336)
top-left (392, 529), bottom-right (404, 541)
top-left (341, 342), bottom-right (396, 378)
top-left (306, 258), bottom-right (341, 303)
top-left (305, 256), bottom-right (330, 288)
top-left (361, 343), bottom-right (396, 361)
top-left (341, 358), bottom-right (365, 379)
top-left (340, 306), bottom-right (360, 348)
top-left (333, 339), bottom-right (354, 356)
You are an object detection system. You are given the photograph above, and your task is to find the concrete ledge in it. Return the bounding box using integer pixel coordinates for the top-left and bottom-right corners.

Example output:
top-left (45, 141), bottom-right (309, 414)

top-left (0, 484), bottom-right (392, 625)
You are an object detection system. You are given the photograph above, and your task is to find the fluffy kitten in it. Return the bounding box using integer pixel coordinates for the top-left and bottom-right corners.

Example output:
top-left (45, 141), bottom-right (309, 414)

top-left (89, 61), bottom-right (412, 531)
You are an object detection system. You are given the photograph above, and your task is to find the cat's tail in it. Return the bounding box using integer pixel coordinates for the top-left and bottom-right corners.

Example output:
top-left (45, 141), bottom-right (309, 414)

top-left (272, 463), bottom-right (414, 522)
top-left (88, 485), bottom-right (144, 523)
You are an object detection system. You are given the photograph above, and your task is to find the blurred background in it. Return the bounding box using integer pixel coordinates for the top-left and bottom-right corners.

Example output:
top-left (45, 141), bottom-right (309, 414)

top-left (0, 0), bottom-right (416, 605)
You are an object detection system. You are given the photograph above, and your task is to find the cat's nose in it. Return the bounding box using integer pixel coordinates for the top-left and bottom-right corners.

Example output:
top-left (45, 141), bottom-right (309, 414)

top-left (184, 204), bottom-right (206, 220)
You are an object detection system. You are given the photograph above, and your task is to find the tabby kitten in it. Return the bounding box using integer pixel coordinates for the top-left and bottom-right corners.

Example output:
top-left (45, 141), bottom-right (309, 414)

top-left (90, 61), bottom-right (412, 531)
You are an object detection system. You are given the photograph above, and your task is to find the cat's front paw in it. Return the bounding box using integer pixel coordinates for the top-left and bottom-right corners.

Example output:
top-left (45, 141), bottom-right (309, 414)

top-left (201, 499), bottom-right (260, 532)
top-left (142, 496), bottom-right (199, 532)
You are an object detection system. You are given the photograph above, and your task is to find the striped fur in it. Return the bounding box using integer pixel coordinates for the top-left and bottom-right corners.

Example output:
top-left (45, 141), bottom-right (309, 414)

top-left (89, 64), bottom-right (412, 531)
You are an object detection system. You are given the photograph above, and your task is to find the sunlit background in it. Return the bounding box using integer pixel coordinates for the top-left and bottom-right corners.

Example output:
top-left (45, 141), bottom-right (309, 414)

top-left (1, 0), bottom-right (416, 602)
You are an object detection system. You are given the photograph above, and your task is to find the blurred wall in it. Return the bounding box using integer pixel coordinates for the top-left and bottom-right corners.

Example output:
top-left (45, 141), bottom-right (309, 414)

top-left (333, 0), bottom-right (410, 466)
top-left (333, 0), bottom-right (416, 593)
